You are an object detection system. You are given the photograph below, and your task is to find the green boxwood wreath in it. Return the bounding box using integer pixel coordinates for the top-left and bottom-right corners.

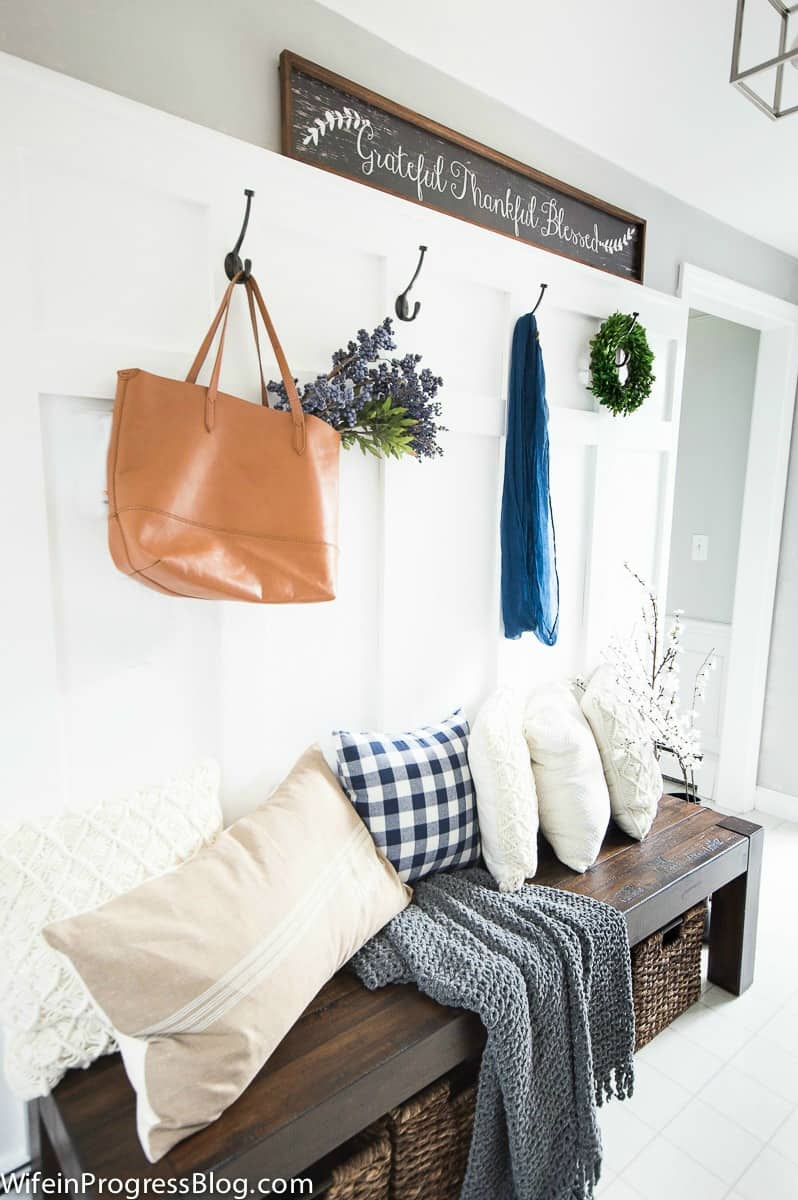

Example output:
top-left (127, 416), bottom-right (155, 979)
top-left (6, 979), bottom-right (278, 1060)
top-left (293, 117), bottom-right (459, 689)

top-left (589, 312), bottom-right (655, 416)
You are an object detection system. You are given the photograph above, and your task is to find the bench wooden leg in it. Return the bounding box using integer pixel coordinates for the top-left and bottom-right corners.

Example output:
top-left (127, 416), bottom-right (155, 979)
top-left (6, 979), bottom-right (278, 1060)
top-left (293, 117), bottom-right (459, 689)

top-left (707, 817), bottom-right (764, 995)
top-left (27, 1101), bottom-right (60, 1186)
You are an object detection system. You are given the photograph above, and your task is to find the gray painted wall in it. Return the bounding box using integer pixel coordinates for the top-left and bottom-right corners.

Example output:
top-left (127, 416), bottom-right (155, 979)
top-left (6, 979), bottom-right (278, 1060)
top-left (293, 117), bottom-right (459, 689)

top-left (667, 314), bottom-right (758, 624)
top-left (1, 0), bottom-right (796, 802)
top-left (1, 0), bottom-right (797, 303)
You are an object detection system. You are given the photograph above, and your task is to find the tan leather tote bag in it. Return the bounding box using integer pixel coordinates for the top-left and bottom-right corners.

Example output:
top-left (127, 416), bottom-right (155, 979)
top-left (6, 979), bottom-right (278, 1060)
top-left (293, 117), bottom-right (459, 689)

top-left (107, 274), bottom-right (340, 602)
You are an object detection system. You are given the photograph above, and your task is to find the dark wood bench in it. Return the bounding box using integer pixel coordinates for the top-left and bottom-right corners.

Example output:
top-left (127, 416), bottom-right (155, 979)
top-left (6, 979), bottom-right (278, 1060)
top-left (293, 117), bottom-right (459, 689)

top-left (29, 796), bottom-right (762, 1194)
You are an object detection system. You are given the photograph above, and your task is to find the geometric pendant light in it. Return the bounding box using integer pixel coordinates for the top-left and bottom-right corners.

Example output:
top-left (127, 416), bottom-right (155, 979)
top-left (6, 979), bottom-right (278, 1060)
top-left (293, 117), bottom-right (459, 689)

top-left (731, 0), bottom-right (798, 119)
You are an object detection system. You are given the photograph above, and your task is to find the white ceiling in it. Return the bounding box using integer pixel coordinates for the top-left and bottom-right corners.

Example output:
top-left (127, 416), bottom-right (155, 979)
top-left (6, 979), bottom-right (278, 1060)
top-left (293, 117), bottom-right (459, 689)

top-left (318, 0), bottom-right (798, 258)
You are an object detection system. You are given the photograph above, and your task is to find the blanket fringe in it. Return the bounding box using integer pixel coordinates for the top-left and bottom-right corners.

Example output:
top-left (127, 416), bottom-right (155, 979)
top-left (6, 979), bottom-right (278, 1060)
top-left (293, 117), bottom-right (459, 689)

top-left (596, 1056), bottom-right (635, 1106)
top-left (571, 1153), bottom-right (601, 1200)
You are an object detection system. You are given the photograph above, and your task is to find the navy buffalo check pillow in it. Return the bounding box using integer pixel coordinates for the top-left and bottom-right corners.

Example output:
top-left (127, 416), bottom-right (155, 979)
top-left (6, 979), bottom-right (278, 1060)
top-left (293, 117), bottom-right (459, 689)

top-left (334, 710), bottom-right (480, 883)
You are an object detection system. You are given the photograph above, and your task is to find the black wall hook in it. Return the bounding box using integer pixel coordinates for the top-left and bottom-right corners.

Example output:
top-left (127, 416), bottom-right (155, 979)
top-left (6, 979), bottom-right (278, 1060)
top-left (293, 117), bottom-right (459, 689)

top-left (531, 283), bottom-right (548, 315)
top-left (616, 311), bottom-right (640, 368)
top-left (395, 245), bottom-right (428, 321)
top-left (225, 188), bottom-right (255, 283)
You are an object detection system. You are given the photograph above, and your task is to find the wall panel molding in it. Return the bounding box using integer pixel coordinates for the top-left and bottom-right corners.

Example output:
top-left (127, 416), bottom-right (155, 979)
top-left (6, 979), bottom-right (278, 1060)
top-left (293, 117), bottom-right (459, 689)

top-left (0, 52), bottom-right (689, 1164)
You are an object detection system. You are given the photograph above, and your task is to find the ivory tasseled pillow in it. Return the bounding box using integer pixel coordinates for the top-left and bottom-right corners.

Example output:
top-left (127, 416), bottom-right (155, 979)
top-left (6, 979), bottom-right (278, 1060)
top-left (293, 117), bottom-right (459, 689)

top-left (44, 746), bottom-right (411, 1162)
top-left (581, 665), bottom-right (663, 840)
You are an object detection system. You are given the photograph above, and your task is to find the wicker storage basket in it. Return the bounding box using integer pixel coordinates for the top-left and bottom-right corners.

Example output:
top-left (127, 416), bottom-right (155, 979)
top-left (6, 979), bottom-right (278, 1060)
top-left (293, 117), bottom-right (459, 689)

top-left (450, 1082), bottom-right (477, 1188)
top-left (326, 1120), bottom-right (392, 1200)
top-left (632, 901), bottom-right (706, 1050)
top-left (388, 1078), bottom-right (464, 1200)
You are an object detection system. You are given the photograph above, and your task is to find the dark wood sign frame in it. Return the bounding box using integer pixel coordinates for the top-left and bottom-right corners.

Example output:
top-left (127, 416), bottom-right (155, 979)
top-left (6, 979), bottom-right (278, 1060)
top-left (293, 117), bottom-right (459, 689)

top-left (280, 51), bottom-right (646, 283)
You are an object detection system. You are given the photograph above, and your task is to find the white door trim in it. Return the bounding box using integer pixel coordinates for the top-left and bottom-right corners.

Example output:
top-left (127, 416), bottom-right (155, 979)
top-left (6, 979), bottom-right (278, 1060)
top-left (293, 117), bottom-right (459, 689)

top-left (678, 264), bottom-right (798, 813)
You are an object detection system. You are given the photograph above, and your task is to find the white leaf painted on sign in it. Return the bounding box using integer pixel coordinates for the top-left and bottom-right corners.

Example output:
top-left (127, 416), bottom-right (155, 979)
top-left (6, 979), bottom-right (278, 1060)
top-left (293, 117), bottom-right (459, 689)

top-left (302, 108), bottom-right (373, 147)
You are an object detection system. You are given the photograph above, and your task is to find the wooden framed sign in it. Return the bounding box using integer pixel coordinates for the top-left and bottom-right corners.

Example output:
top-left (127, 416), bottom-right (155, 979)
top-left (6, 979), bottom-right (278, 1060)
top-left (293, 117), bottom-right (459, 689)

top-left (280, 52), bottom-right (646, 283)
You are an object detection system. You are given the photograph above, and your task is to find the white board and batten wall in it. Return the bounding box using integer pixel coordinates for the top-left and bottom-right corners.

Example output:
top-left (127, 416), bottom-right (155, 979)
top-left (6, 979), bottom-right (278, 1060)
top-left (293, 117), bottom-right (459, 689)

top-left (0, 52), bottom-right (696, 1166)
top-left (0, 52), bottom-right (689, 817)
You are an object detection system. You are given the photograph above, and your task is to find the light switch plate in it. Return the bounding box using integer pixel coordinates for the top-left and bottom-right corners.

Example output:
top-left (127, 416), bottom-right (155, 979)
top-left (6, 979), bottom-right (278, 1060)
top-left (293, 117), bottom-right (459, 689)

top-left (691, 534), bottom-right (709, 562)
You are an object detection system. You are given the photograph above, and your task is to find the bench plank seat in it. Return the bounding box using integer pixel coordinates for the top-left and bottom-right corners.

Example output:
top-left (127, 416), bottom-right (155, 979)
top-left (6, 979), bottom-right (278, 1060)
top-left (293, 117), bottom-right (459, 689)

top-left (40, 974), bottom-right (485, 1186)
top-left (536, 798), bottom-right (750, 944)
top-left (33, 797), bottom-right (762, 1191)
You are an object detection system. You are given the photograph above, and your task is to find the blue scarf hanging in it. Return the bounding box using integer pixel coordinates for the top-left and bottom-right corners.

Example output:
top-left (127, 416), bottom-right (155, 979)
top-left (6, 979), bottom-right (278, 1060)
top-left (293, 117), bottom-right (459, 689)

top-left (500, 313), bottom-right (559, 644)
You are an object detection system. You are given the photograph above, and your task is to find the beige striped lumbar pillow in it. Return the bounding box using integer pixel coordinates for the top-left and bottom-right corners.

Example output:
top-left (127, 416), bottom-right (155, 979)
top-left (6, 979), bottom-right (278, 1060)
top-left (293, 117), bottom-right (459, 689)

top-left (44, 745), bottom-right (411, 1162)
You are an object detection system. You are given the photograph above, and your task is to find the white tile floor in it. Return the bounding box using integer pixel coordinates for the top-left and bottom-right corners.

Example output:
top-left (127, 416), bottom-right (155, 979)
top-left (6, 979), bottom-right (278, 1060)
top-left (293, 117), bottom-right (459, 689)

top-left (596, 807), bottom-right (798, 1199)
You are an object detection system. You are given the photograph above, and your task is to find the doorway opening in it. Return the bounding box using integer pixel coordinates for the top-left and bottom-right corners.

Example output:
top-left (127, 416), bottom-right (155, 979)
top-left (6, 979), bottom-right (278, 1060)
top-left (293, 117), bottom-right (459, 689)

top-left (665, 266), bottom-right (798, 814)
top-left (663, 312), bottom-right (759, 800)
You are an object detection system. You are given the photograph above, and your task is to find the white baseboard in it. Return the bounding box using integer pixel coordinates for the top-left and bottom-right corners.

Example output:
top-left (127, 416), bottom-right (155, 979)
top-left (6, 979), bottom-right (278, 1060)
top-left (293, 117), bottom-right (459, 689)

top-left (0, 1145), bottom-right (29, 1177)
top-left (755, 786), bottom-right (798, 822)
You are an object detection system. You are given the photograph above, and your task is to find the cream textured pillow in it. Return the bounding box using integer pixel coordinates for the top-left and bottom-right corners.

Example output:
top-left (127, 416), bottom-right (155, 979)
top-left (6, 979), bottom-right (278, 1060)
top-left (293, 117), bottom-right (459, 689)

top-left (469, 689), bottom-right (538, 891)
top-left (0, 762), bottom-right (221, 1100)
top-left (523, 683), bottom-right (610, 873)
top-left (581, 665), bottom-right (662, 840)
top-left (44, 746), bottom-right (411, 1163)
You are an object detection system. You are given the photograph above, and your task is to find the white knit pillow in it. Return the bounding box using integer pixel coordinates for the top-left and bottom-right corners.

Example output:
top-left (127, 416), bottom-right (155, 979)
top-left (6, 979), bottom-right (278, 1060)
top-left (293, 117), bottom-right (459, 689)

top-left (469, 689), bottom-right (538, 891)
top-left (0, 762), bottom-right (222, 1099)
top-left (523, 683), bottom-right (610, 873)
top-left (581, 665), bottom-right (662, 840)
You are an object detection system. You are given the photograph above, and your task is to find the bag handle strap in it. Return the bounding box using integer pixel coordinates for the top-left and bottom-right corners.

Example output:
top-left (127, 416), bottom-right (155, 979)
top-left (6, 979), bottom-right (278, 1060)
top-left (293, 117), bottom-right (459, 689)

top-left (185, 275), bottom-right (238, 390)
top-left (245, 283), bottom-right (269, 409)
top-left (185, 274), bottom-right (305, 454)
top-left (246, 275), bottom-right (306, 454)
top-left (187, 277), bottom-right (269, 406)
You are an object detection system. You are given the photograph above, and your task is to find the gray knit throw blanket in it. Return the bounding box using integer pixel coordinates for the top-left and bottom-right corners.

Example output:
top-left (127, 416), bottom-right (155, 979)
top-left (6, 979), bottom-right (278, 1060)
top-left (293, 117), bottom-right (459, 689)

top-left (349, 867), bottom-right (635, 1200)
